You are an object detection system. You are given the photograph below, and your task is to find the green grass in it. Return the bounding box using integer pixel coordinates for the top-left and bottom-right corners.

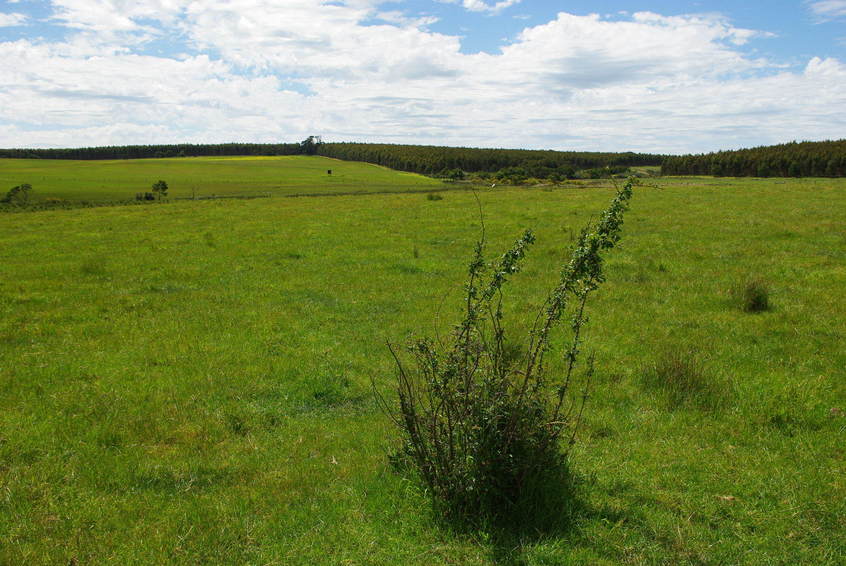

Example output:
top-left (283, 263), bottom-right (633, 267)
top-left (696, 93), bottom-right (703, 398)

top-left (1, 177), bottom-right (845, 564)
top-left (0, 155), bottom-right (445, 203)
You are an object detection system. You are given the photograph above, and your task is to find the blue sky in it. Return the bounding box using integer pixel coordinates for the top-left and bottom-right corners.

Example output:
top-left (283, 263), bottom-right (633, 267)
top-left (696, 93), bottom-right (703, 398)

top-left (415, 1), bottom-right (846, 61)
top-left (0, 0), bottom-right (844, 152)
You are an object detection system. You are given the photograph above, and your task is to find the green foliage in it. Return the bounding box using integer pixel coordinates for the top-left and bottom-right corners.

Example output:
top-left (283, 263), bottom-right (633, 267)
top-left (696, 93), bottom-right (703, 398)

top-left (385, 180), bottom-right (635, 525)
top-left (0, 142), bottom-right (302, 160)
top-left (319, 142), bottom-right (662, 180)
top-left (299, 136), bottom-right (323, 156)
top-left (2, 183), bottom-right (32, 205)
top-left (439, 168), bottom-right (465, 180)
top-left (662, 139), bottom-right (846, 177)
top-left (575, 165), bottom-right (630, 179)
top-left (151, 180), bottom-right (169, 200)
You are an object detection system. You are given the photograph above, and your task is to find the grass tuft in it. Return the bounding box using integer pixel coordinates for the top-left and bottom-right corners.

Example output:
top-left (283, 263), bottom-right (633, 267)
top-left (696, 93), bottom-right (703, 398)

top-left (734, 278), bottom-right (770, 312)
top-left (642, 348), bottom-right (729, 410)
top-left (80, 256), bottom-right (108, 276)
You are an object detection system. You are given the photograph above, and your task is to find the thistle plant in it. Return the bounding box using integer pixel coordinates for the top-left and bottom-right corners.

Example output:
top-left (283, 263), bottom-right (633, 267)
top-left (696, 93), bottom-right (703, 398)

top-left (383, 179), bottom-right (636, 525)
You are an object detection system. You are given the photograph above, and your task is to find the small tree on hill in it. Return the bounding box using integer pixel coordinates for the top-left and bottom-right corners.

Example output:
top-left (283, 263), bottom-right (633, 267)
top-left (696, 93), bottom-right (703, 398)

top-left (151, 180), bottom-right (168, 200)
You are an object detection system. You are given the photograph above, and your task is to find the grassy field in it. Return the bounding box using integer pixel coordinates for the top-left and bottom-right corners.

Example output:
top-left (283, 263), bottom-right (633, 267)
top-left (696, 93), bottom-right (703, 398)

top-left (0, 155), bottom-right (445, 202)
top-left (1, 176), bottom-right (845, 564)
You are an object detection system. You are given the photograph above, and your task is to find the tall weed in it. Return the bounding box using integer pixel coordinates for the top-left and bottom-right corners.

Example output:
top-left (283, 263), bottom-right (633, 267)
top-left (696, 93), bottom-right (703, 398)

top-left (380, 179), bottom-right (636, 526)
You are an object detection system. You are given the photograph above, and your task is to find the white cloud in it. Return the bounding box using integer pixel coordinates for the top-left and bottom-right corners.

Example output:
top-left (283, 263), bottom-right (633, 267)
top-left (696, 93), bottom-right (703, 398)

top-left (465, 0), bottom-right (521, 14)
top-left (442, 0), bottom-right (521, 15)
top-left (49, 0), bottom-right (184, 31)
top-left (0, 4), bottom-right (844, 153)
top-left (807, 0), bottom-right (846, 19)
top-left (0, 12), bottom-right (27, 27)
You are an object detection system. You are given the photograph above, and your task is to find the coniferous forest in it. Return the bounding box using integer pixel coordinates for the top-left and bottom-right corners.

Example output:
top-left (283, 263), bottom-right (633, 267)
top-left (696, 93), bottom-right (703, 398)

top-left (661, 139), bottom-right (846, 177)
top-left (315, 142), bottom-right (663, 179)
top-left (0, 143), bottom-right (302, 160)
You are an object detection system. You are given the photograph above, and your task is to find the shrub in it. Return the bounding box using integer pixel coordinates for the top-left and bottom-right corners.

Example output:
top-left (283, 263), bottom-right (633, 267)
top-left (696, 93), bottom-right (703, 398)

top-left (439, 168), bottom-right (465, 180)
top-left (381, 179), bottom-right (636, 526)
top-left (426, 193), bottom-right (444, 201)
top-left (152, 180), bottom-right (169, 200)
top-left (2, 183), bottom-right (32, 205)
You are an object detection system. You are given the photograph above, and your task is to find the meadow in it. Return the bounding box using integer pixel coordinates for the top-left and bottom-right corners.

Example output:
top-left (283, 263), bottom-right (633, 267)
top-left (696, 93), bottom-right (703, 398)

top-left (0, 155), bottom-right (444, 203)
top-left (1, 174), bottom-right (845, 564)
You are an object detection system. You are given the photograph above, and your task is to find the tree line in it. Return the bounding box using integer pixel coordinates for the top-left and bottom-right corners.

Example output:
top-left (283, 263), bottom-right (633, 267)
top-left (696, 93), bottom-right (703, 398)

top-left (0, 143), bottom-right (301, 160)
top-left (316, 142), bottom-right (663, 179)
top-left (661, 139), bottom-right (846, 177)
top-left (9, 138), bottom-right (843, 179)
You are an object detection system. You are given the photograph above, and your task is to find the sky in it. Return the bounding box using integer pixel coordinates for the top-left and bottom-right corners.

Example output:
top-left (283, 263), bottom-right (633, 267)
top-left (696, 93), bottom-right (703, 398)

top-left (0, 1), bottom-right (844, 153)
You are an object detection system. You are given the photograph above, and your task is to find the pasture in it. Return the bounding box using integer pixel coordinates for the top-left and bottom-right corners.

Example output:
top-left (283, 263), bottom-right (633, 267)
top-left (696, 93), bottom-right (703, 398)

top-left (0, 155), bottom-right (444, 203)
top-left (1, 176), bottom-right (844, 564)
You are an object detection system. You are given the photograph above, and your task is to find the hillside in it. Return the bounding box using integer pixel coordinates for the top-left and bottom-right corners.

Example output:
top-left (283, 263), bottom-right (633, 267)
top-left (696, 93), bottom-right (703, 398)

top-left (0, 155), bottom-right (444, 204)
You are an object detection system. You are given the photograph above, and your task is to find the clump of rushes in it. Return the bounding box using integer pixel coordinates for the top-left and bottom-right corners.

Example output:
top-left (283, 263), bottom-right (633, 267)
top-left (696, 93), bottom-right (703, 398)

top-left (642, 348), bottom-right (727, 410)
top-left (739, 279), bottom-right (770, 312)
top-left (380, 179), bottom-right (636, 527)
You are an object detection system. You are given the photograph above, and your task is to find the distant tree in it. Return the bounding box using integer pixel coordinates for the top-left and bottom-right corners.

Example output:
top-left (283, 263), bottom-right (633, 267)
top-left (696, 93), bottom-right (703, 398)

top-left (2, 183), bottom-right (32, 205)
top-left (300, 136), bottom-right (323, 155)
top-left (151, 180), bottom-right (168, 200)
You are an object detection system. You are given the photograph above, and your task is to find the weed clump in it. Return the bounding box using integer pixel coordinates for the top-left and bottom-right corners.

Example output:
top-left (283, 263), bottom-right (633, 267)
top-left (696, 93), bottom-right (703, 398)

top-left (381, 179), bottom-right (636, 527)
top-left (737, 279), bottom-right (770, 312)
top-left (642, 348), bottom-right (727, 410)
top-left (426, 193), bottom-right (444, 201)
